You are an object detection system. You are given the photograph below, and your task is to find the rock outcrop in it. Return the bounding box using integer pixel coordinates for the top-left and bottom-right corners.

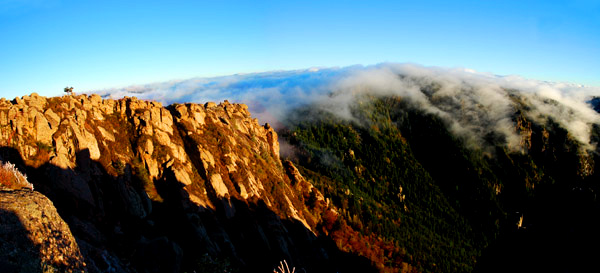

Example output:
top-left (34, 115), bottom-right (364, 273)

top-left (0, 189), bottom-right (86, 273)
top-left (0, 94), bottom-right (348, 272)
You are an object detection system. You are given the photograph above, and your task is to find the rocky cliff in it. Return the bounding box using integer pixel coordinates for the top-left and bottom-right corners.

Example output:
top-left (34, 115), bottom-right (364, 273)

top-left (0, 93), bottom-right (366, 273)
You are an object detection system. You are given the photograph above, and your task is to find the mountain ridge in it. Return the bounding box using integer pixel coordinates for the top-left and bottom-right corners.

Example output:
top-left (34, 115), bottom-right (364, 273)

top-left (0, 93), bottom-right (377, 272)
top-left (1, 89), bottom-right (599, 272)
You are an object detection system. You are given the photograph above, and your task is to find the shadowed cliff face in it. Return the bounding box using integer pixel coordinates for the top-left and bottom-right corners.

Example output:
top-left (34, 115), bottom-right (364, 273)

top-left (0, 93), bottom-right (377, 273)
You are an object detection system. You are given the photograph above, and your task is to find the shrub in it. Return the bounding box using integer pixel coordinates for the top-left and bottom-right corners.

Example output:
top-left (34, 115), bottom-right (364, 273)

top-left (112, 160), bottom-right (126, 176)
top-left (186, 253), bottom-right (236, 273)
top-left (0, 161), bottom-right (33, 190)
top-left (35, 141), bottom-right (54, 153)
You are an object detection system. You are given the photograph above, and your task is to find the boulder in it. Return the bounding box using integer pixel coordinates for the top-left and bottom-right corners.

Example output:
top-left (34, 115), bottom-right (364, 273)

top-left (172, 165), bottom-right (192, 186)
top-left (89, 94), bottom-right (102, 106)
top-left (209, 173), bottom-right (228, 198)
top-left (199, 148), bottom-right (215, 171)
top-left (25, 93), bottom-right (47, 110)
top-left (264, 123), bottom-right (280, 161)
top-left (34, 111), bottom-right (53, 145)
top-left (44, 108), bottom-right (61, 130)
top-left (69, 121), bottom-right (100, 160)
top-left (97, 126), bottom-right (115, 142)
top-left (0, 190), bottom-right (87, 273)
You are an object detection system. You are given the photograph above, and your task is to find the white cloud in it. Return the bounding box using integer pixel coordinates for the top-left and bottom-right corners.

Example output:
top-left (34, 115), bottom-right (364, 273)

top-left (94, 63), bottom-right (600, 151)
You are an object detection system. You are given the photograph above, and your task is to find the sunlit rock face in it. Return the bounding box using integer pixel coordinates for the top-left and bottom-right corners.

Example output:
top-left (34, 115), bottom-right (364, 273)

top-left (0, 93), bottom-right (338, 273)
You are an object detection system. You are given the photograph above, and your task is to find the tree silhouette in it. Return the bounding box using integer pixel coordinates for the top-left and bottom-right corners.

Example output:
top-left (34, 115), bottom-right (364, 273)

top-left (64, 86), bottom-right (74, 95)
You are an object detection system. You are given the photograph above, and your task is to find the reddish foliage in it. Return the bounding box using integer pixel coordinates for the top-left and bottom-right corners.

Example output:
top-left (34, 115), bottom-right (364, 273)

top-left (323, 215), bottom-right (409, 273)
top-left (0, 161), bottom-right (33, 190)
top-left (321, 209), bottom-right (338, 232)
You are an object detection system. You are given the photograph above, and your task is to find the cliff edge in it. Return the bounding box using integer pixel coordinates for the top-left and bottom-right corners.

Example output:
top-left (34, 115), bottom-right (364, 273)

top-left (0, 93), bottom-right (357, 273)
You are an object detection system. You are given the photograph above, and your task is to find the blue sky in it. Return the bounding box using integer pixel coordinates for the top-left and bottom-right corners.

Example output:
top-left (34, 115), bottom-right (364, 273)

top-left (0, 0), bottom-right (598, 99)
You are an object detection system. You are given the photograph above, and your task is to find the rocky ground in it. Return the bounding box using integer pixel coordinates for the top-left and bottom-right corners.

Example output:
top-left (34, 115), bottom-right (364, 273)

top-left (0, 189), bottom-right (86, 272)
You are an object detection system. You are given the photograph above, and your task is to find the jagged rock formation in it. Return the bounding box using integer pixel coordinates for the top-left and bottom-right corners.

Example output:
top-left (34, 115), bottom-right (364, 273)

top-left (0, 93), bottom-right (364, 273)
top-left (0, 189), bottom-right (86, 273)
top-left (0, 94), bottom-right (299, 217)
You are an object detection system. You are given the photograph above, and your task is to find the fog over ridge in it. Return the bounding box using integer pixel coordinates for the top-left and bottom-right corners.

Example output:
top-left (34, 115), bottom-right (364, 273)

top-left (96, 63), bottom-right (600, 151)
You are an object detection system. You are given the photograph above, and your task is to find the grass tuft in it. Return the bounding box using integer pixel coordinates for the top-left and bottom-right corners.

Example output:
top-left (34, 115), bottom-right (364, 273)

top-left (273, 260), bottom-right (295, 273)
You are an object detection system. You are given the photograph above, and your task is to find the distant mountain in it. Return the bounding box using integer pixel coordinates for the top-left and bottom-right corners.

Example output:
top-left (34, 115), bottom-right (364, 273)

top-left (590, 97), bottom-right (600, 113)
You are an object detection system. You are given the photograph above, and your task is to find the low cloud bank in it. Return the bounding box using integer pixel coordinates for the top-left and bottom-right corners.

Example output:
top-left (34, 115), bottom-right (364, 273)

top-left (96, 63), bottom-right (600, 150)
